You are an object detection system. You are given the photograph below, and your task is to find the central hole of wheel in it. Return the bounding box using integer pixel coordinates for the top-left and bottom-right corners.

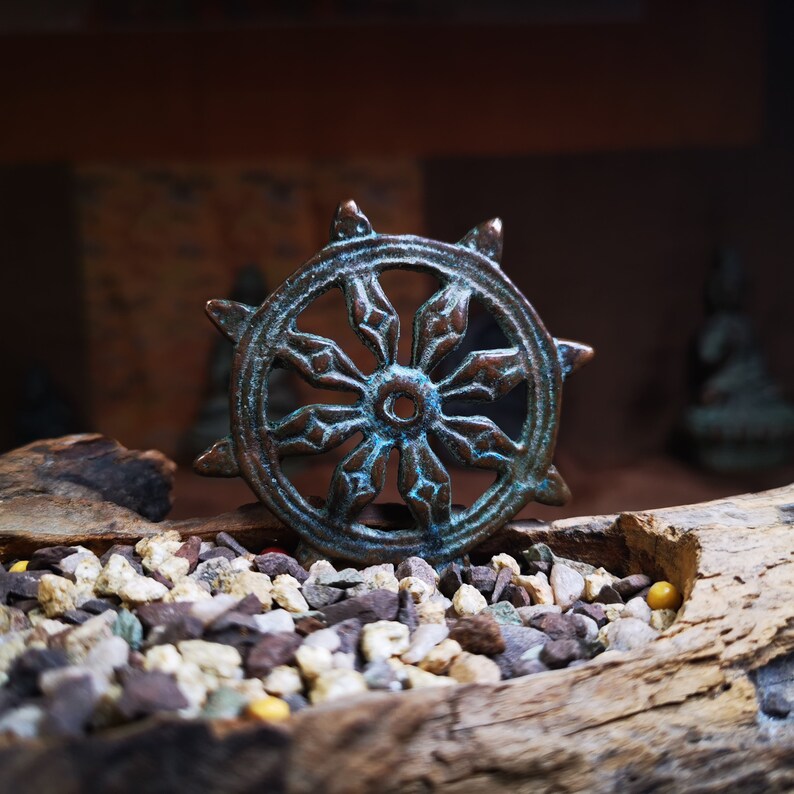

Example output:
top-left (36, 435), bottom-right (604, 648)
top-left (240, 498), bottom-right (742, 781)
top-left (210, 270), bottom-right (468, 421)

top-left (388, 393), bottom-right (418, 422)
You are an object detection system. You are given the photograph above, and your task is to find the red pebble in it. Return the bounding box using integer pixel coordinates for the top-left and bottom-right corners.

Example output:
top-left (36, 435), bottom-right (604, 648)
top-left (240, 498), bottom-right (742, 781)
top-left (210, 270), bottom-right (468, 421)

top-left (259, 546), bottom-right (290, 557)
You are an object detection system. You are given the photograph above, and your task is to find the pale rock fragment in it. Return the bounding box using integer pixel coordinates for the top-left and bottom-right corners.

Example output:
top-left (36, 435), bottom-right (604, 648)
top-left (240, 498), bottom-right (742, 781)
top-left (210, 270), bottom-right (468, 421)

top-left (401, 623), bottom-right (449, 664)
top-left (602, 617), bottom-right (659, 651)
top-left (310, 669), bottom-right (368, 704)
top-left (178, 639), bottom-right (243, 679)
top-left (135, 531), bottom-right (183, 572)
top-left (419, 639), bottom-right (463, 675)
top-left (622, 596), bottom-right (652, 624)
top-left (449, 652), bottom-right (502, 684)
top-left (144, 643), bottom-right (183, 675)
top-left (490, 553), bottom-right (521, 577)
top-left (272, 578), bottom-right (309, 613)
top-left (38, 574), bottom-right (78, 618)
top-left (190, 594), bottom-right (239, 626)
top-left (263, 665), bottom-right (304, 697)
top-left (303, 628), bottom-right (341, 652)
top-left (452, 584), bottom-right (487, 616)
top-left (398, 576), bottom-right (432, 604)
top-left (361, 620), bottom-right (410, 662)
top-left (252, 609), bottom-right (295, 634)
top-left (156, 555), bottom-right (190, 584)
top-left (416, 599), bottom-right (447, 624)
top-left (118, 576), bottom-right (169, 605)
top-left (295, 644), bottom-right (334, 680)
top-left (550, 564), bottom-right (585, 610)
top-left (95, 554), bottom-right (139, 597)
top-left (515, 572), bottom-right (554, 605)
top-left (164, 578), bottom-right (213, 603)
top-left (403, 666), bottom-right (456, 689)
top-left (650, 608), bottom-right (677, 631)
top-left (584, 567), bottom-right (618, 601)
top-left (219, 570), bottom-right (273, 609)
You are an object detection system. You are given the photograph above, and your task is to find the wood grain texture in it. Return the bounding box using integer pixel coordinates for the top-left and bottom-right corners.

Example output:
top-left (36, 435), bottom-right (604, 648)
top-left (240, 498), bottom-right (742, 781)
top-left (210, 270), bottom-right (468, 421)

top-left (1, 436), bottom-right (793, 791)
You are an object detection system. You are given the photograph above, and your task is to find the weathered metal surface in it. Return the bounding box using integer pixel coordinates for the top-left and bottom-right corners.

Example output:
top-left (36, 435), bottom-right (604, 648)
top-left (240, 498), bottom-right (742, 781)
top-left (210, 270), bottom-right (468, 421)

top-left (195, 200), bottom-right (593, 565)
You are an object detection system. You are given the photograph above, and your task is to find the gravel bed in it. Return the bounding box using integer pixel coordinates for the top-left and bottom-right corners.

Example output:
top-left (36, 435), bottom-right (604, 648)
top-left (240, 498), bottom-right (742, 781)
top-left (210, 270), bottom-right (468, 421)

top-left (0, 532), bottom-right (681, 739)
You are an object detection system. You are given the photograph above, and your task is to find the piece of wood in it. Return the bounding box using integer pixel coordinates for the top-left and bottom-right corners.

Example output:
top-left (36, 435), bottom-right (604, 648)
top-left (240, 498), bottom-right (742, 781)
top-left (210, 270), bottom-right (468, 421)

top-left (1, 436), bottom-right (793, 791)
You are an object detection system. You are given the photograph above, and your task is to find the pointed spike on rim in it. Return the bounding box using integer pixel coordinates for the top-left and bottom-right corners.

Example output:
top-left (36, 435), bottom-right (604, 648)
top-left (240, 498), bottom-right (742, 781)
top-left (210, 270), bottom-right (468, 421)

top-left (555, 338), bottom-right (595, 379)
top-left (458, 218), bottom-right (503, 264)
top-left (193, 436), bottom-right (240, 478)
top-left (534, 465), bottom-right (571, 506)
top-left (206, 300), bottom-right (256, 343)
top-left (329, 199), bottom-right (374, 243)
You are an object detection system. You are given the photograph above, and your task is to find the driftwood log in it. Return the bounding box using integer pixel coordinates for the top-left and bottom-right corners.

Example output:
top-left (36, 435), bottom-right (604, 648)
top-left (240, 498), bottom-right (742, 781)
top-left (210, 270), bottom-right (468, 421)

top-left (1, 435), bottom-right (793, 792)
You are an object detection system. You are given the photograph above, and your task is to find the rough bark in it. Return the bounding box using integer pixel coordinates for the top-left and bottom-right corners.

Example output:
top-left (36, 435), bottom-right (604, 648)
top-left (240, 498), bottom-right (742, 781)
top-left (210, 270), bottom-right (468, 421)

top-left (1, 436), bottom-right (793, 792)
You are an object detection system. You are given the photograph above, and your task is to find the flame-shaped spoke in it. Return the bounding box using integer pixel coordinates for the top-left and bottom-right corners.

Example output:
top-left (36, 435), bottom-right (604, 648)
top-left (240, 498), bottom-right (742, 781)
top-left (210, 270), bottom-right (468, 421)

top-left (437, 348), bottom-right (524, 402)
top-left (277, 329), bottom-right (366, 393)
top-left (398, 435), bottom-right (451, 532)
top-left (433, 414), bottom-right (518, 471)
top-left (411, 284), bottom-right (471, 373)
top-left (343, 274), bottom-right (400, 366)
top-left (273, 404), bottom-right (368, 457)
top-left (327, 435), bottom-right (392, 522)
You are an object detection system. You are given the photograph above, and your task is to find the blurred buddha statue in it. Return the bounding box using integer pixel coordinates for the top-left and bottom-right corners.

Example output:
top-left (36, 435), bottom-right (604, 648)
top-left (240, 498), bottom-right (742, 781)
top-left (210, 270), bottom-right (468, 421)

top-left (683, 249), bottom-right (794, 471)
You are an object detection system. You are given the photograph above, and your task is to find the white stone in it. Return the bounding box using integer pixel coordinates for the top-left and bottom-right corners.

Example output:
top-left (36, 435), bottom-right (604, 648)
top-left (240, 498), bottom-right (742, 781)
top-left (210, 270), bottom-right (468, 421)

top-left (449, 652), bottom-right (502, 684)
top-left (59, 551), bottom-right (96, 577)
top-left (144, 643), bottom-right (183, 674)
top-left (584, 568), bottom-right (617, 601)
top-left (191, 557), bottom-right (232, 590)
top-left (370, 570), bottom-right (400, 593)
top-left (252, 609), bottom-right (295, 634)
top-left (604, 603), bottom-right (626, 622)
top-left (622, 596), bottom-right (652, 624)
top-left (95, 554), bottom-right (139, 597)
top-left (303, 628), bottom-right (341, 652)
top-left (156, 555), bottom-right (190, 583)
top-left (516, 604), bottom-right (562, 625)
top-left (219, 570), bottom-right (273, 608)
top-left (164, 578), bottom-right (213, 603)
top-left (295, 644), bottom-right (334, 680)
top-left (361, 620), bottom-right (410, 662)
top-left (85, 636), bottom-right (129, 676)
top-left (224, 677), bottom-right (267, 703)
top-left (416, 599), bottom-right (447, 624)
top-left (650, 608), bottom-right (677, 631)
top-left (178, 639), bottom-right (243, 678)
top-left (39, 664), bottom-right (109, 697)
top-left (175, 662), bottom-right (212, 711)
top-left (118, 575), bottom-right (169, 605)
top-left (272, 580), bottom-right (309, 613)
top-left (515, 572), bottom-right (555, 605)
top-left (135, 531), bottom-right (183, 572)
top-left (398, 576), bottom-right (432, 604)
top-left (0, 632), bottom-right (29, 676)
top-left (419, 639), bottom-right (462, 675)
top-left (263, 665), bottom-right (304, 697)
top-left (190, 594), bottom-right (239, 625)
top-left (332, 652), bottom-right (356, 670)
top-left (310, 669), bottom-right (368, 704)
top-left (305, 560), bottom-right (336, 584)
top-left (72, 555), bottom-right (103, 585)
top-left (603, 617), bottom-right (659, 651)
top-left (490, 553), bottom-right (521, 577)
top-left (63, 611), bottom-right (116, 662)
top-left (38, 574), bottom-right (78, 618)
top-left (230, 556), bottom-right (253, 572)
top-left (360, 563), bottom-right (394, 582)
top-left (400, 623), bottom-right (449, 664)
top-left (550, 564), bottom-right (585, 610)
top-left (0, 705), bottom-right (44, 739)
top-left (452, 584), bottom-right (487, 616)
top-left (403, 666), bottom-right (456, 689)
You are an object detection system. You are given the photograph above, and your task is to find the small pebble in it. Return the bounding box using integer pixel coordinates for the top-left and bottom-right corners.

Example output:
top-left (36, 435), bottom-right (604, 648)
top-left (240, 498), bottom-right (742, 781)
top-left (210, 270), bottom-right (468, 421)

top-left (549, 564), bottom-right (585, 610)
top-left (361, 620), bottom-right (410, 662)
top-left (622, 596), bottom-right (652, 624)
top-left (419, 639), bottom-right (462, 675)
top-left (401, 623), bottom-right (449, 664)
top-left (646, 581), bottom-right (682, 611)
top-left (650, 609), bottom-right (677, 631)
top-left (263, 665), bottom-right (303, 697)
top-left (449, 652), bottom-right (501, 684)
top-left (452, 584), bottom-right (488, 616)
top-left (310, 669), bottom-right (368, 703)
top-left (247, 696), bottom-right (291, 723)
top-left (515, 572), bottom-right (554, 605)
top-left (602, 617), bottom-right (659, 651)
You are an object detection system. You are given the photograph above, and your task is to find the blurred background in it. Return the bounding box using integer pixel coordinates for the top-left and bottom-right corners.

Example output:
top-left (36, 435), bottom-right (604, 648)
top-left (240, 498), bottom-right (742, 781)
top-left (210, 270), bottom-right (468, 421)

top-left (1, 0), bottom-right (792, 521)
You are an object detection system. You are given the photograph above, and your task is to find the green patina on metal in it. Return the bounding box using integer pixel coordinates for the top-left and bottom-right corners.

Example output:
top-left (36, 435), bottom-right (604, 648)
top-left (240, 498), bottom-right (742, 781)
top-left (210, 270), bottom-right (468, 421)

top-left (195, 200), bottom-right (593, 566)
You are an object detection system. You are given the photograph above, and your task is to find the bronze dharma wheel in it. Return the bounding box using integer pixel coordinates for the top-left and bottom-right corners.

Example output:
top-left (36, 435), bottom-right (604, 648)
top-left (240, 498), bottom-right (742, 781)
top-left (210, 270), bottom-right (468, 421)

top-left (195, 200), bottom-right (593, 566)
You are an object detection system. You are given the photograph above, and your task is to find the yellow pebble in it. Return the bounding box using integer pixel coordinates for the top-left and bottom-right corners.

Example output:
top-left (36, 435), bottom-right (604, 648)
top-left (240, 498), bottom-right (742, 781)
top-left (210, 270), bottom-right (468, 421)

top-left (646, 581), bottom-right (682, 611)
top-left (246, 696), bottom-right (291, 723)
top-left (9, 560), bottom-right (29, 572)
